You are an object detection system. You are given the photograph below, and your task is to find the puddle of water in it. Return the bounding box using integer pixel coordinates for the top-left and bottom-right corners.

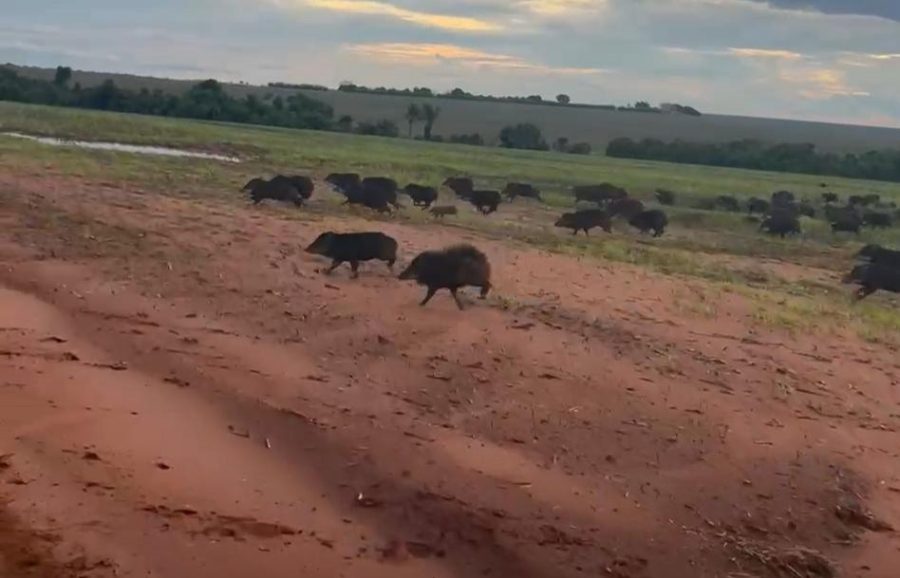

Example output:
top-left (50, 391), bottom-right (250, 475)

top-left (1, 132), bottom-right (240, 163)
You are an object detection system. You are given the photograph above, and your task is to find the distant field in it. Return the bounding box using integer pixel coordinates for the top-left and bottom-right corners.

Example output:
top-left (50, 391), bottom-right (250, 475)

top-left (3, 101), bottom-right (899, 206)
top-left (10, 64), bottom-right (900, 154)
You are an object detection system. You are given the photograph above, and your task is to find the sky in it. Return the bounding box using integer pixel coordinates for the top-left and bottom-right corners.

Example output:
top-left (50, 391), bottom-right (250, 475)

top-left (2, 0), bottom-right (899, 127)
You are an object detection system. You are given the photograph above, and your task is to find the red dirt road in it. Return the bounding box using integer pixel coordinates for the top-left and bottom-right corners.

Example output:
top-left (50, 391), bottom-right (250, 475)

top-left (1, 175), bottom-right (898, 577)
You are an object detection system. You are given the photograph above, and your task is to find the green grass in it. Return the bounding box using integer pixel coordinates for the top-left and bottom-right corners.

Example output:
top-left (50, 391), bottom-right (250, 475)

top-left (1, 101), bottom-right (899, 341)
top-left (4, 102), bottom-right (900, 204)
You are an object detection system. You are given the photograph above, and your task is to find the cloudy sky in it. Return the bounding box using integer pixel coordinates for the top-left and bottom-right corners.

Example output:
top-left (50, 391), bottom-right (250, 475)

top-left (2, 0), bottom-right (899, 126)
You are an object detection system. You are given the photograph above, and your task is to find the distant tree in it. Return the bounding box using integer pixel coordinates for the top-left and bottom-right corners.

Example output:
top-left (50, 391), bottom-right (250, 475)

top-left (53, 66), bottom-right (72, 87)
top-left (178, 79), bottom-right (229, 120)
top-left (448, 133), bottom-right (484, 146)
top-left (405, 103), bottom-right (422, 138)
top-left (526, 95), bottom-right (543, 103)
top-left (83, 80), bottom-right (122, 110)
top-left (553, 136), bottom-right (570, 152)
top-left (0, 68), bottom-right (335, 132)
top-left (336, 114), bottom-right (354, 132)
top-left (421, 103), bottom-right (441, 140)
top-left (355, 119), bottom-right (399, 137)
top-left (606, 137), bottom-right (639, 157)
top-left (567, 142), bottom-right (592, 155)
top-left (499, 123), bottom-right (548, 151)
top-left (661, 102), bottom-right (702, 116)
top-left (634, 101), bottom-right (651, 110)
top-left (556, 94), bottom-right (570, 105)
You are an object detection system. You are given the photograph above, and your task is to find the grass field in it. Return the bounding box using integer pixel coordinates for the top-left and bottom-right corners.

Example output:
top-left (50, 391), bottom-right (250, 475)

top-left (11, 63), bottom-right (900, 154)
top-left (1, 100), bottom-right (899, 340)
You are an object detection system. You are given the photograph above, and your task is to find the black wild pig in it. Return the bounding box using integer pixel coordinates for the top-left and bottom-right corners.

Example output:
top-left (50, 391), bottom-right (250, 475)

top-left (760, 211), bottom-right (801, 238)
top-left (555, 209), bottom-right (612, 236)
top-left (629, 210), bottom-right (668, 237)
top-left (398, 245), bottom-right (491, 310)
top-left (402, 184), bottom-right (439, 208)
top-left (271, 175), bottom-right (314, 200)
top-left (242, 177), bottom-right (267, 191)
top-left (863, 211), bottom-right (893, 228)
top-left (573, 183), bottom-right (628, 204)
top-left (443, 177), bottom-right (474, 200)
top-left (771, 190), bottom-right (795, 208)
top-left (503, 182), bottom-right (542, 201)
top-left (795, 201), bottom-right (816, 218)
top-left (655, 189), bottom-right (676, 206)
top-left (747, 198), bottom-right (770, 214)
top-left (469, 190), bottom-right (502, 214)
top-left (343, 178), bottom-right (401, 212)
top-left (363, 177), bottom-right (398, 194)
top-left (304, 232), bottom-right (398, 277)
top-left (825, 203), bottom-right (857, 223)
top-left (607, 198), bottom-right (645, 219)
top-left (325, 173), bottom-right (361, 195)
top-left (247, 176), bottom-right (305, 207)
top-left (361, 177), bottom-right (400, 207)
top-left (849, 194), bottom-right (880, 207)
top-left (715, 195), bottom-right (741, 212)
top-left (821, 192), bottom-right (839, 204)
top-left (856, 244), bottom-right (900, 268)
top-left (831, 214), bottom-right (863, 234)
top-left (341, 183), bottom-right (388, 212)
top-left (843, 263), bottom-right (900, 300)
top-left (429, 206), bottom-right (458, 219)
top-left (862, 194), bottom-right (881, 206)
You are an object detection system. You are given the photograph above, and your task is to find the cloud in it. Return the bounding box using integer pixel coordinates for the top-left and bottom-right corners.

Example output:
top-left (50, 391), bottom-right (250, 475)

top-left (518, 0), bottom-right (605, 16)
top-left (747, 0), bottom-right (900, 22)
top-left (728, 47), bottom-right (805, 60)
top-left (778, 66), bottom-right (870, 99)
top-left (286, 0), bottom-right (501, 32)
top-left (345, 42), bottom-right (607, 75)
top-left (4, 0), bottom-right (898, 127)
top-left (661, 42), bottom-right (870, 101)
top-left (867, 53), bottom-right (900, 61)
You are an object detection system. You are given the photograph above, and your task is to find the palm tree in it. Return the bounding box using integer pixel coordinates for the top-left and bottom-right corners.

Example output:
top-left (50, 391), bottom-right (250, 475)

top-left (421, 103), bottom-right (441, 141)
top-left (405, 103), bottom-right (422, 138)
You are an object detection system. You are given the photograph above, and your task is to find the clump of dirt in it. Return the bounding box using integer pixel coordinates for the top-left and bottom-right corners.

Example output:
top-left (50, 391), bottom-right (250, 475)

top-left (728, 537), bottom-right (837, 578)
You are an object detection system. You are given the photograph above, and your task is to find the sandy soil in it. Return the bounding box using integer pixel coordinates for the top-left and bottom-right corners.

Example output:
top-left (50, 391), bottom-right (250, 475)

top-left (1, 174), bottom-right (898, 578)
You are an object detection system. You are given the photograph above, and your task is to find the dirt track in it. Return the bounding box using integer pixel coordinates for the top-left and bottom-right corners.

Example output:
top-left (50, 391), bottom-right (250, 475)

top-left (1, 175), bottom-right (899, 578)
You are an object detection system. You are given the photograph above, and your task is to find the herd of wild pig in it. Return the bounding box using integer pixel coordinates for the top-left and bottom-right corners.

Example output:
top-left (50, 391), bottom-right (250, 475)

top-left (241, 174), bottom-right (900, 302)
top-left (302, 231), bottom-right (491, 310)
top-left (243, 174), bottom-right (669, 237)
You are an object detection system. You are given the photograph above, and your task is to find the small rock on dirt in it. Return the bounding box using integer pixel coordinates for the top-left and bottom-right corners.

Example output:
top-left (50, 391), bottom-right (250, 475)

top-left (355, 492), bottom-right (382, 508)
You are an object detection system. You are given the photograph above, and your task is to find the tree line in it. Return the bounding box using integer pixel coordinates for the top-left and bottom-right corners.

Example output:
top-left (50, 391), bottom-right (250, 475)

top-left (1, 66), bottom-right (335, 130)
top-left (0, 67), bottom-right (591, 155)
top-left (606, 137), bottom-right (900, 183)
top-left (336, 82), bottom-right (700, 115)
